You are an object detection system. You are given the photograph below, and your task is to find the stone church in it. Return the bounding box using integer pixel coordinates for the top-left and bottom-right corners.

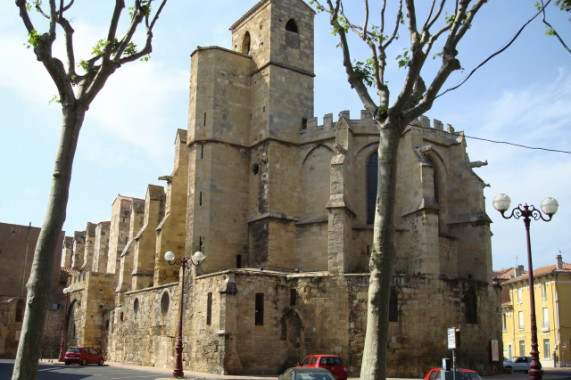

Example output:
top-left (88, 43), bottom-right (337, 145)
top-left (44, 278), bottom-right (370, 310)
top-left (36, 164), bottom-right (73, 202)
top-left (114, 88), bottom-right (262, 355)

top-left (59, 0), bottom-right (503, 377)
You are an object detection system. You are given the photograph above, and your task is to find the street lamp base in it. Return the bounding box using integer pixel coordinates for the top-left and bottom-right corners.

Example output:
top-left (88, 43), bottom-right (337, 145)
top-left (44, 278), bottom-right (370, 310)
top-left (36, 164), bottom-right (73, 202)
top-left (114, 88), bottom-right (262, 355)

top-left (172, 369), bottom-right (184, 378)
top-left (528, 368), bottom-right (543, 380)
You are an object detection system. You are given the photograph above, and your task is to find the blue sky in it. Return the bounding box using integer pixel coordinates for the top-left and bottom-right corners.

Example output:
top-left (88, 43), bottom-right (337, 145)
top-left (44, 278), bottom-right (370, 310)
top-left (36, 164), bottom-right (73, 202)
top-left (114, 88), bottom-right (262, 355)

top-left (0, 1), bottom-right (569, 271)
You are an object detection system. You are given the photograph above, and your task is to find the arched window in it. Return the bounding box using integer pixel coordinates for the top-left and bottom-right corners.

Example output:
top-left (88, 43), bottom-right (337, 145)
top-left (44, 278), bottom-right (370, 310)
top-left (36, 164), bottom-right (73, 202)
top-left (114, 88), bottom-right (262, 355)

top-left (425, 155), bottom-right (439, 203)
top-left (389, 287), bottom-right (398, 322)
top-left (242, 32), bottom-right (251, 55)
top-left (285, 19), bottom-right (298, 33)
top-left (160, 291), bottom-right (169, 315)
top-left (464, 288), bottom-right (478, 324)
top-left (285, 19), bottom-right (299, 48)
top-left (366, 152), bottom-right (378, 224)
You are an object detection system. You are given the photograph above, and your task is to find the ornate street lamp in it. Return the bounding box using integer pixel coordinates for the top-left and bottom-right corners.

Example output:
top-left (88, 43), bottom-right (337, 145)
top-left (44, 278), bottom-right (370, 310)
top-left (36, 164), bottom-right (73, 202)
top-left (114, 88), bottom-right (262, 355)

top-left (164, 250), bottom-right (205, 378)
top-left (57, 286), bottom-right (72, 361)
top-left (493, 194), bottom-right (558, 380)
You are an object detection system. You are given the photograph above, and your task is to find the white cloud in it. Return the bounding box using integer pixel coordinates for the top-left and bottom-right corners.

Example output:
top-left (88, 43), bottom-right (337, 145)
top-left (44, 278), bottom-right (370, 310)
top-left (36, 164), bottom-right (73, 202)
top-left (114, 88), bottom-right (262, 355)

top-left (478, 68), bottom-right (571, 146)
top-left (85, 60), bottom-right (188, 157)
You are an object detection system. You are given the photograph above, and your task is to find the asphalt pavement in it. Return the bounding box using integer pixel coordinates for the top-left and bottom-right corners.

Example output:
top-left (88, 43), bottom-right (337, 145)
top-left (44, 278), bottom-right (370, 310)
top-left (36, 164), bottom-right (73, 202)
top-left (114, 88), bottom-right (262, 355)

top-left (150, 365), bottom-right (571, 380)
top-left (2, 359), bottom-right (569, 380)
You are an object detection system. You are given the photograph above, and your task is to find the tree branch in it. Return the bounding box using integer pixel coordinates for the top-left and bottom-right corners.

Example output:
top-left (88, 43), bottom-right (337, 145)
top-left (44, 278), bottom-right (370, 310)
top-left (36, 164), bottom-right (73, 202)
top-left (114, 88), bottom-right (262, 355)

top-left (55, 7), bottom-right (78, 80)
top-left (436, 0), bottom-right (546, 99)
top-left (382, 0), bottom-right (402, 50)
top-left (327, 0), bottom-right (378, 113)
top-left (149, 0), bottom-right (168, 30)
top-left (540, 0), bottom-right (571, 53)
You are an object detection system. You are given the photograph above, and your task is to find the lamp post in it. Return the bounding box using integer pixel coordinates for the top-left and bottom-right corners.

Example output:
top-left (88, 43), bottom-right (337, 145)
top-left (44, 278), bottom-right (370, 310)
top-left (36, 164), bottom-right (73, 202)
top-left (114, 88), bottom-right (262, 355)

top-left (164, 250), bottom-right (205, 378)
top-left (57, 286), bottom-right (72, 362)
top-left (493, 194), bottom-right (559, 380)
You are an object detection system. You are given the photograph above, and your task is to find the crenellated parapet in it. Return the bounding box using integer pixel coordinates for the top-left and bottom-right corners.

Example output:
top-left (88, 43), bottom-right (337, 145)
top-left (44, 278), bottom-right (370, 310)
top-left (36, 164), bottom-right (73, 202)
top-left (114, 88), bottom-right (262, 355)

top-left (301, 110), bottom-right (459, 143)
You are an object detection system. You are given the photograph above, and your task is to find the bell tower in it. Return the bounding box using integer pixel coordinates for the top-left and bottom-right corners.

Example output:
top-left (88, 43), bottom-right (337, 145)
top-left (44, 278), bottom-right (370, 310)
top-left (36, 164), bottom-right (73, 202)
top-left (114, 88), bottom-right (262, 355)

top-left (185, 0), bottom-right (316, 273)
top-left (229, 0), bottom-right (316, 269)
top-left (230, 0), bottom-right (315, 143)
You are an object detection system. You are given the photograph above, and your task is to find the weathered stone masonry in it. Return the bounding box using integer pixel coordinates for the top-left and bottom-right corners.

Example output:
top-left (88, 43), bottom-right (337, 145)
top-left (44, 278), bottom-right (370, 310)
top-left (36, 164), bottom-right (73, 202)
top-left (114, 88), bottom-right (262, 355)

top-left (58, 0), bottom-right (503, 377)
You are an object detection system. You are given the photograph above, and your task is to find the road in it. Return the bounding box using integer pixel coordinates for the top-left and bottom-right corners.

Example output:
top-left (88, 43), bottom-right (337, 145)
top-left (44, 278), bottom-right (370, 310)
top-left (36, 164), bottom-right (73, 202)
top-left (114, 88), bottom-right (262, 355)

top-left (1, 359), bottom-right (570, 380)
top-left (1, 359), bottom-right (187, 380)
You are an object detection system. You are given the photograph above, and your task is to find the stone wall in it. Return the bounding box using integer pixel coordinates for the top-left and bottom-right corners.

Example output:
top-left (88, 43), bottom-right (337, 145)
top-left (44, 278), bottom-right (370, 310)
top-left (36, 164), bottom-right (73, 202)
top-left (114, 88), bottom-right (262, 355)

top-left (182, 270), bottom-right (502, 377)
top-left (107, 283), bottom-right (178, 367)
top-left (59, 0), bottom-right (502, 377)
top-left (0, 222), bottom-right (66, 359)
top-left (107, 196), bottom-right (134, 275)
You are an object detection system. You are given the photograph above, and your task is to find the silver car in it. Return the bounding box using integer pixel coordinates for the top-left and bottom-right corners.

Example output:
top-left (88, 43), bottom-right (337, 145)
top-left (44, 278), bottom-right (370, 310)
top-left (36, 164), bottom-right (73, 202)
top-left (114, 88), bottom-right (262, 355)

top-left (279, 367), bottom-right (336, 380)
top-left (503, 356), bottom-right (531, 372)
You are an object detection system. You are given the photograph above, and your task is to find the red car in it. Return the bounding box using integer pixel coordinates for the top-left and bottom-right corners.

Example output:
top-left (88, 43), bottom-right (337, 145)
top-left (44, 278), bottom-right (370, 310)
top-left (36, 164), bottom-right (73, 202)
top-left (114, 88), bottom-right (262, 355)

top-left (298, 355), bottom-right (347, 380)
top-left (423, 368), bottom-right (482, 380)
top-left (63, 346), bottom-right (104, 366)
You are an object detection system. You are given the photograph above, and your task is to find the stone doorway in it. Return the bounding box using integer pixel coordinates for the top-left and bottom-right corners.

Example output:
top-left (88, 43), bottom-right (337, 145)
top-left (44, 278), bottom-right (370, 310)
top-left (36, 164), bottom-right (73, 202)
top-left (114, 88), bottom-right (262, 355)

top-left (281, 308), bottom-right (304, 370)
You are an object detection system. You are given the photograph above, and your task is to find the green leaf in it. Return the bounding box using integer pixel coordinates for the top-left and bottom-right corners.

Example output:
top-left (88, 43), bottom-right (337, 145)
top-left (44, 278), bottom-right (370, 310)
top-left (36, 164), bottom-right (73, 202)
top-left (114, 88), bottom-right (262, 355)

top-left (395, 49), bottom-right (411, 68)
top-left (124, 41), bottom-right (138, 56)
top-left (376, 106), bottom-right (388, 119)
top-left (353, 58), bottom-right (375, 86)
top-left (78, 60), bottom-right (89, 71)
top-left (27, 29), bottom-right (40, 48)
top-left (48, 95), bottom-right (61, 105)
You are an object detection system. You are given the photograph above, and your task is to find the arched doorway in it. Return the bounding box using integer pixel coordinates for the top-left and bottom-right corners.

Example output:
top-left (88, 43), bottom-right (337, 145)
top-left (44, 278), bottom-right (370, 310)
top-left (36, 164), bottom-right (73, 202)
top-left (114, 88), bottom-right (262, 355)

top-left (65, 299), bottom-right (78, 347)
top-left (281, 308), bottom-right (304, 369)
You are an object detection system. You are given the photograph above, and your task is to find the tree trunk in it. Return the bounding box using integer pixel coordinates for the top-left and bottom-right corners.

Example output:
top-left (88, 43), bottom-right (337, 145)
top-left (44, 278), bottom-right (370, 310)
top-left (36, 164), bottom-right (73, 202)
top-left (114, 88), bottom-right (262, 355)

top-left (360, 120), bottom-right (401, 380)
top-left (11, 105), bottom-right (85, 380)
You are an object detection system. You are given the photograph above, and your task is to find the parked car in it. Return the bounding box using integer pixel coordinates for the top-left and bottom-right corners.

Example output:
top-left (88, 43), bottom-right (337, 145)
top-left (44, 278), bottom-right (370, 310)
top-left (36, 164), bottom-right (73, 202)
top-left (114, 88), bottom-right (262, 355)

top-left (63, 346), bottom-right (104, 366)
top-left (280, 367), bottom-right (336, 380)
top-left (297, 355), bottom-right (348, 380)
top-left (503, 356), bottom-right (531, 372)
top-left (423, 368), bottom-right (483, 380)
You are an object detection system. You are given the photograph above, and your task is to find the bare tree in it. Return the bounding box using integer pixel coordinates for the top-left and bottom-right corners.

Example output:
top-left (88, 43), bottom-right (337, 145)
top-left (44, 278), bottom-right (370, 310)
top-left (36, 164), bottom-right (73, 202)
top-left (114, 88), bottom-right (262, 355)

top-left (309, 0), bottom-right (566, 379)
top-left (12, 1), bottom-right (168, 379)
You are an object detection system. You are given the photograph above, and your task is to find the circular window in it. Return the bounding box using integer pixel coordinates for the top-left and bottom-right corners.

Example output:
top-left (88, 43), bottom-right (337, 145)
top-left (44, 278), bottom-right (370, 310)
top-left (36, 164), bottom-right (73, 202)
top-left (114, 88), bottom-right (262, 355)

top-left (161, 291), bottom-right (170, 315)
top-left (134, 298), bottom-right (139, 313)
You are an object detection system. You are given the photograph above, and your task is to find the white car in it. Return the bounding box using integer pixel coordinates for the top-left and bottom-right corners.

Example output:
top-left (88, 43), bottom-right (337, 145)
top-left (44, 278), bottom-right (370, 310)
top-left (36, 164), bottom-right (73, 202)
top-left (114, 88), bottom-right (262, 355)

top-left (503, 356), bottom-right (531, 372)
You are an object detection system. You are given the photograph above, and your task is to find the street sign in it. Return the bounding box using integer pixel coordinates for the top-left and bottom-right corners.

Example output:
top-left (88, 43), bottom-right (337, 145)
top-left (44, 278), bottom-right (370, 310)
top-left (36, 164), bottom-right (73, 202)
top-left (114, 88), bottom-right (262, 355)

top-left (448, 328), bottom-right (456, 350)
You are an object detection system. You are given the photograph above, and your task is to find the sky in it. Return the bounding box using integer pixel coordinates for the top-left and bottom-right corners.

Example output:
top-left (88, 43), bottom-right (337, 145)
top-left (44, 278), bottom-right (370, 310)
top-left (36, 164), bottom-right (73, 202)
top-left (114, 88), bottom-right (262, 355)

top-left (0, 1), bottom-right (569, 272)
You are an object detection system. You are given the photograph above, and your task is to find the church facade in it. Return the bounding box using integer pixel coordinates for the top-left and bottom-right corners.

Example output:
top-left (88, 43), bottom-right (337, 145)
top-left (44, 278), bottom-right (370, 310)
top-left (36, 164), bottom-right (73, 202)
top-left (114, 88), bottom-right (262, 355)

top-left (59, 0), bottom-right (503, 377)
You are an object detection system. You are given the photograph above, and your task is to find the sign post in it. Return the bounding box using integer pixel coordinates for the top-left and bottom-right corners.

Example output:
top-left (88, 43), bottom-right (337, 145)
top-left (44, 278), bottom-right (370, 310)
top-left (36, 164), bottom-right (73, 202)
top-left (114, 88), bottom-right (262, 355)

top-left (447, 328), bottom-right (457, 380)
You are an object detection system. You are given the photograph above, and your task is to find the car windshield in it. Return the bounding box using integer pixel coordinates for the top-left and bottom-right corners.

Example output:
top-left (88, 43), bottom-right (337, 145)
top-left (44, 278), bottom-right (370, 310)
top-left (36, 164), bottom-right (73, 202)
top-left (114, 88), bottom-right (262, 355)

top-left (67, 348), bottom-right (81, 353)
top-left (320, 357), bottom-right (342, 365)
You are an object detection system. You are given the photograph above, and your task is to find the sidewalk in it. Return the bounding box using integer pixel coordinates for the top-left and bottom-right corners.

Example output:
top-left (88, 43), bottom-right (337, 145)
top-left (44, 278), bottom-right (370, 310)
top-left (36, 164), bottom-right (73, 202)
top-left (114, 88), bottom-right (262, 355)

top-left (483, 368), bottom-right (571, 380)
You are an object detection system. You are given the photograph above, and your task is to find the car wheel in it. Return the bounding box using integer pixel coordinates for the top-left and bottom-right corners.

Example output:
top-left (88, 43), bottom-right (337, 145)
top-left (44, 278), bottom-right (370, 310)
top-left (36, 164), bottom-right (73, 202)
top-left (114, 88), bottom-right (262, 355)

top-left (64, 361), bottom-right (70, 365)
top-left (81, 358), bottom-right (87, 366)
top-left (98, 358), bottom-right (104, 366)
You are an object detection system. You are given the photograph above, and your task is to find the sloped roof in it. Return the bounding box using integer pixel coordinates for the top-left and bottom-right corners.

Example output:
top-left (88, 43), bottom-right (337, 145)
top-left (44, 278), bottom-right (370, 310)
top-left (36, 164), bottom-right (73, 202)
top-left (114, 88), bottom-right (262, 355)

top-left (493, 266), bottom-right (524, 280)
top-left (504, 262), bottom-right (571, 284)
